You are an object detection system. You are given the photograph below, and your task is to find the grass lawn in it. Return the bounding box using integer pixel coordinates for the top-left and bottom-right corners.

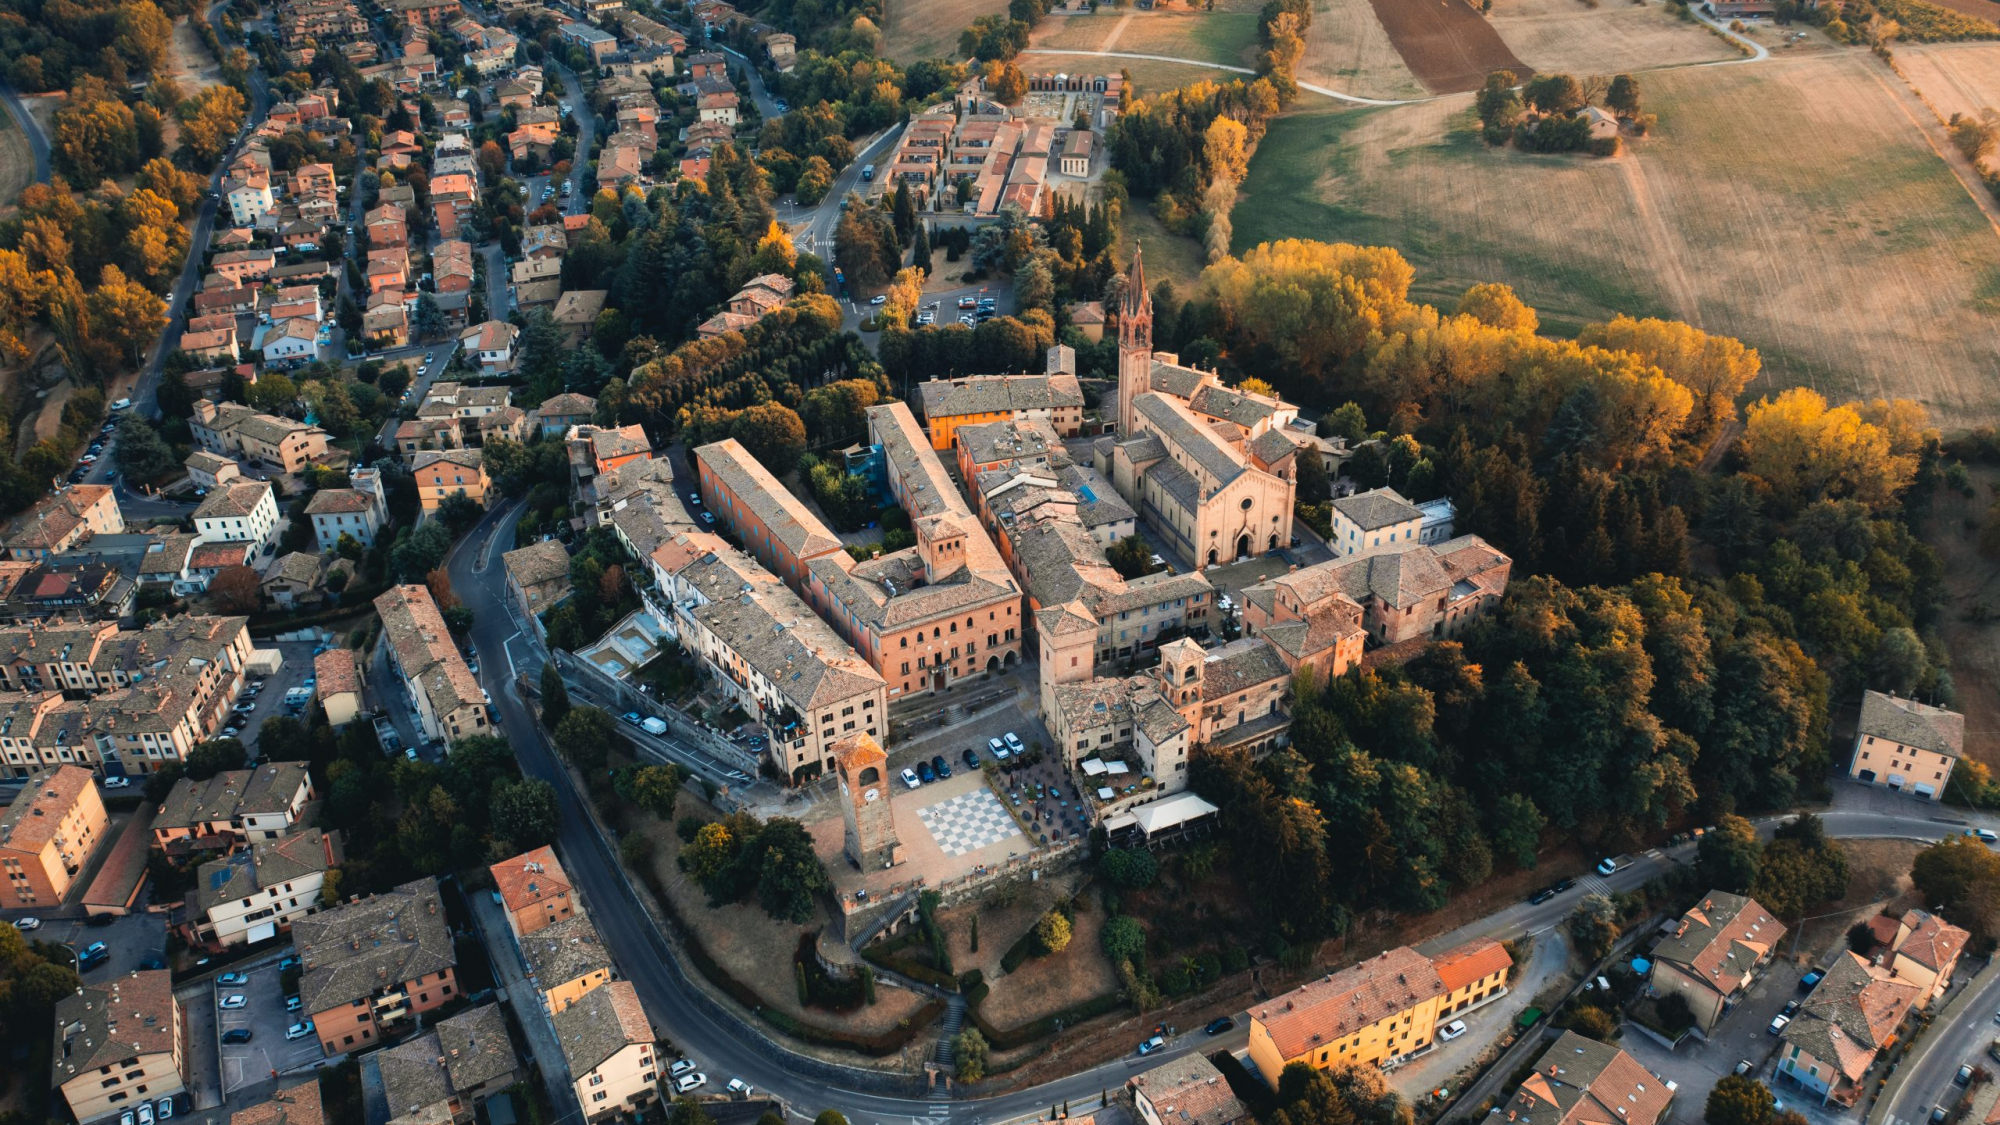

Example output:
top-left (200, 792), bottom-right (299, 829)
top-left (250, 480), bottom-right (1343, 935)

top-left (0, 107), bottom-right (33, 212)
top-left (1233, 53), bottom-right (2000, 418)
top-left (1118, 204), bottom-right (1211, 296)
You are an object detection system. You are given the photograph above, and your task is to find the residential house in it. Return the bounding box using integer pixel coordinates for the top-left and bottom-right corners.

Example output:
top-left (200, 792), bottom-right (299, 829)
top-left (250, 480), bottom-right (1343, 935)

top-left (152, 763), bottom-right (316, 852)
top-left (490, 845), bottom-right (577, 940)
top-left (52, 971), bottom-right (186, 1124)
top-left (377, 1004), bottom-right (520, 1125)
top-left (305, 480), bottom-right (386, 549)
top-left (212, 249), bottom-right (276, 287)
top-left (224, 174), bottom-right (275, 226)
top-left (374, 585), bottom-right (489, 747)
top-left (1778, 952), bottom-right (1921, 1105)
top-left (503, 540), bottom-right (572, 626)
top-left (412, 449), bottom-right (489, 511)
top-left (554, 289), bottom-right (608, 346)
top-left (3, 485), bottom-right (125, 561)
top-left (230, 1082), bottom-right (324, 1125)
top-left (1059, 127), bottom-right (1094, 176)
top-left (259, 318), bottom-right (322, 365)
top-left (315, 648), bottom-right (363, 730)
top-left (190, 402), bottom-right (330, 474)
top-left (260, 552), bottom-right (325, 608)
top-left (0, 765), bottom-right (107, 907)
top-left (559, 20), bottom-right (618, 60)
top-left (519, 911), bottom-right (614, 1012)
top-left (1130, 1054), bottom-right (1247, 1125)
top-left (1503, 1032), bottom-right (1675, 1125)
top-left (188, 828), bottom-right (339, 948)
top-left (536, 393), bottom-right (598, 437)
top-left (193, 481), bottom-right (280, 548)
top-left (292, 877), bottom-right (458, 1057)
top-left (1850, 690), bottom-right (1964, 801)
top-left (553, 981), bottom-right (660, 1122)
top-left (460, 320), bottom-right (519, 375)
top-left (1650, 891), bottom-right (1787, 1034)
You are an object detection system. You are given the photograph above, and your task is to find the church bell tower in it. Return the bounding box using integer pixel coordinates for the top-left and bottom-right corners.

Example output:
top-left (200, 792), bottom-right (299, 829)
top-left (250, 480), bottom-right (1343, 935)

top-left (1116, 246), bottom-right (1153, 437)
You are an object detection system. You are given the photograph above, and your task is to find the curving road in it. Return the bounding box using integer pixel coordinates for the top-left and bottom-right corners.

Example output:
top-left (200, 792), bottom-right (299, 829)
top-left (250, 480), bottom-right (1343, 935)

top-left (440, 492), bottom-right (1992, 1125)
top-left (0, 81), bottom-right (51, 188)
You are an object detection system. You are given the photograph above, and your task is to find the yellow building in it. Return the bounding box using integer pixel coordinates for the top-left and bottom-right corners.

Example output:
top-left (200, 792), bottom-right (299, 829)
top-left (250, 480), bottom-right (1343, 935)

top-left (0, 765), bottom-right (108, 908)
top-left (1850, 690), bottom-right (1964, 801)
top-left (520, 912), bottom-right (613, 1013)
top-left (1247, 940), bottom-right (1511, 1084)
top-left (915, 373), bottom-right (1086, 451)
top-left (54, 970), bottom-right (187, 1124)
top-left (554, 981), bottom-right (660, 1122)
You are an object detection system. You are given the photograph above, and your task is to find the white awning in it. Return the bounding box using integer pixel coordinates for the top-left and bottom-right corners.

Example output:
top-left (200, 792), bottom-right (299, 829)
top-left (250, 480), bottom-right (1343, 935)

top-left (1104, 761), bottom-right (1130, 776)
top-left (1098, 787), bottom-right (1117, 800)
top-left (1080, 758), bottom-right (1107, 776)
top-left (246, 920), bottom-right (278, 944)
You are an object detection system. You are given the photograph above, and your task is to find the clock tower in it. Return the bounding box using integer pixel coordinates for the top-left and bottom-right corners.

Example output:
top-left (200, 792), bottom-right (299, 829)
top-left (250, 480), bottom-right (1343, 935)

top-left (833, 733), bottom-right (902, 870)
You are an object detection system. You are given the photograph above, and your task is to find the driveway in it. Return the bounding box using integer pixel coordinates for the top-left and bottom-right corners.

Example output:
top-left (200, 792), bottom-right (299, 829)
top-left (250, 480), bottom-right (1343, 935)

top-left (213, 956), bottom-right (324, 1100)
top-left (1617, 957), bottom-right (1815, 1125)
top-left (233, 640), bottom-right (324, 753)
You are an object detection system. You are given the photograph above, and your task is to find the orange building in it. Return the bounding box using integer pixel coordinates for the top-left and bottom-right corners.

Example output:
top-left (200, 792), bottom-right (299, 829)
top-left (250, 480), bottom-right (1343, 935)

top-left (412, 448), bottom-right (489, 510)
top-left (0, 765), bottom-right (108, 907)
top-left (490, 845), bottom-right (577, 940)
top-left (293, 877), bottom-right (458, 1057)
top-left (695, 438), bottom-right (847, 592)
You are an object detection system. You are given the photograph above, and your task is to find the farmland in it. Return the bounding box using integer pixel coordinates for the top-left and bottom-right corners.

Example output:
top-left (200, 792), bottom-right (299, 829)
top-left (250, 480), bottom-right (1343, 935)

top-left (1897, 41), bottom-right (2000, 172)
top-left (1232, 52), bottom-right (2000, 420)
top-left (1364, 0), bottom-right (1531, 93)
top-left (1028, 4), bottom-right (1265, 66)
top-left (880, 0), bottom-right (1008, 62)
top-left (1485, 0), bottom-right (1738, 76)
top-left (1295, 0), bottom-right (1431, 99)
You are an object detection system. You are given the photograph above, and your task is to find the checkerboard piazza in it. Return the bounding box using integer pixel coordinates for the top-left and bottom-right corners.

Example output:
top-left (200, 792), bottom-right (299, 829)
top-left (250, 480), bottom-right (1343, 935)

top-left (915, 788), bottom-right (1024, 857)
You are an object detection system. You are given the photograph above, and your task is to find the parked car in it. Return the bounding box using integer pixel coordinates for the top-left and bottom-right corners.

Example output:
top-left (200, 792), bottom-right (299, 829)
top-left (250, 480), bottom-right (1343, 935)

top-left (674, 1073), bottom-right (707, 1094)
top-left (13, 916), bottom-right (38, 930)
top-left (285, 1021), bottom-right (314, 1041)
top-left (958, 296), bottom-right (977, 309)
top-left (688, 492), bottom-right (703, 506)
top-left (218, 972), bottom-right (249, 986)
top-left (901, 767), bottom-right (921, 789)
top-left (1800, 970), bottom-right (1825, 991)
top-left (1767, 1014), bottom-right (1790, 1035)
top-left (1138, 1035), bottom-right (1166, 1055)
top-left (962, 747), bottom-right (980, 768)
top-left (727, 1079), bottom-right (755, 1099)
top-left (869, 295), bottom-right (887, 305)
top-left (156, 1097), bottom-right (174, 1120)
top-left (1003, 732), bottom-right (1025, 755)
top-left (1595, 857), bottom-right (1619, 876)
top-left (220, 994), bottom-right (248, 1010)
top-left (1439, 1019), bottom-right (1467, 1041)
top-left (1733, 1060), bottom-right (1753, 1077)
top-left (670, 1059), bottom-right (699, 1077)
top-left (1204, 1017), bottom-right (1235, 1035)
top-left (221, 1028), bottom-right (253, 1044)
top-left (1958, 1065), bottom-right (1975, 1086)
top-left (988, 736), bottom-right (1010, 759)
top-left (918, 760), bottom-right (935, 783)
top-left (137, 1101), bottom-right (154, 1125)
top-left (701, 511), bottom-right (716, 525)
top-left (103, 776), bottom-right (129, 789)
top-left (1529, 886), bottom-right (1557, 905)
top-left (1781, 1000), bottom-right (1799, 1017)
top-left (931, 754), bottom-right (951, 778)
top-left (1933, 1108), bottom-right (1950, 1125)
top-left (137, 958), bottom-right (166, 971)
top-left (286, 995), bottom-right (302, 1013)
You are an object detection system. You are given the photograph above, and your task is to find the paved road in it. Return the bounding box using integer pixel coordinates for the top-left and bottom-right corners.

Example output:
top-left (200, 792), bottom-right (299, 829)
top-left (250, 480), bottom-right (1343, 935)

top-left (136, 1), bottom-right (274, 422)
top-left (786, 125), bottom-right (906, 266)
top-left (1879, 966), bottom-right (2000, 1125)
top-left (0, 80), bottom-right (50, 186)
top-left (713, 40), bottom-right (783, 119)
top-left (433, 489), bottom-right (2000, 1125)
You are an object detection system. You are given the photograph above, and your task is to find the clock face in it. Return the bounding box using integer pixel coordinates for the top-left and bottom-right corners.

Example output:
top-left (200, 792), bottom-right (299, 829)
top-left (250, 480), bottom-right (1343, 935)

top-left (863, 788), bottom-right (879, 802)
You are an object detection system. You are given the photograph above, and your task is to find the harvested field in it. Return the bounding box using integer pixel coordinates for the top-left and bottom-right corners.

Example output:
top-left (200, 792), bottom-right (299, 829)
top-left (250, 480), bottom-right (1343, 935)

top-left (1923, 0), bottom-right (2000, 24)
top-left (1117, 206), bottom-right (1209, 291)
top-left (1233, 52), bottom-right (2000, 419)
top-left (979, 904), bottom-right (1118, 1027)
top-left (1114, 56), bottom-right (1254, 97)
top-left (881, 0), bottom-right (1008, 62)
top-left (1486, 0), bottom-right (1737, 75)
top-left (1898, 42), bottom-right (2000, 171)
top-left (1296, 0), bottom-right (1431, 100)
top-left (1030, 5), bottom-right (1265, 66)
top-left (1368, 0), bottom-right (1532, 93)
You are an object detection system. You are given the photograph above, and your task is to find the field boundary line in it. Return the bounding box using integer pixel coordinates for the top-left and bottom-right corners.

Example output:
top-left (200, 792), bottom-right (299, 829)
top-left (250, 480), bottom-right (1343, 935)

top-left (1864, 57), bottom-right (2000, 239)
top-left (1613, 150), bottom-right (1703, 326)
top-left (1098, 12), bottom-right (1135, 51)
top-left (1015, 47), bottom-right (1433, 103)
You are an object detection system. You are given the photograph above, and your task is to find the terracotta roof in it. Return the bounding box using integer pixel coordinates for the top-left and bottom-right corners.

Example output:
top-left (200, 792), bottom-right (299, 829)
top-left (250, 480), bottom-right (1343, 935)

top-left (1130, 1053), bottom-right (1246, 1125)
top-left (1432, 937), bottom-right (1513, 994)
top-left (1652, 891), bottom-right (1783, 1000)
top-left (1254, 946), bottom-right (1448, 1058)
top-left (1859, 691), bottom-right (1964, 759)
top-left (52, 971), bottom-right (179, 1084)
top-left (315, 648), bottom-right (361, 696)
top-left (490, 845), bottom-right (574, 916)
top-left (1509, 1032), bottom-right (1673, 1125)
top-left (0, 765), bottom-right (95, 852)
top-left (230, 1081), bottom-right (324, 1125)
top-left (1895, 909), bottom-right (1968, 973)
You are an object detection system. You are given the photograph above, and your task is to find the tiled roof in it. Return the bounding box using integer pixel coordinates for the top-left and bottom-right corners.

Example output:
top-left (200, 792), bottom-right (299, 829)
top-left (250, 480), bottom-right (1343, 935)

top-left (1895, 909), bottom-right (1968, 972)
top-left (520, 911), bottom-right (613, 988)
top-left (1331, 487), bottom-right (1422, 531)
top-left (379, 1004), bottom-right (516, 1120)
top-left (0, 765), bottom-right (95, 852)
top-left (230, 1081), bottom-right (325, 1125)
top-left (1784, 952), bottom-right (1919, 1081)
top-left (1653, 891), bottom-right (1783, 999)
top-left (1134, 393), bottom-right (1245, 490)
top-left (52, 970), bottom-right (179, 1084)
top-left (293, 877), bottom-right (456, 1014)
top-left (305, 488), bottom-right (374, 515)
top-left (504, 540), bottom-right (572, 589)
top-left (1432, 937), bottom-right (1512, 993)
top-left (490, 845), bottom-right (573, 916)
top-left (1508, 1032), bottom-right (1673, 1125)
top-left (1130, 1053), bottom-right (1246, 1125)
top-left (680, 549), bottom-right (886, 709)
top-left (536, 392), bottom-right (597, 419)
top-left (195, 828), bottom-right (336, 911)
top-left (1254, 946), bottom-right (1447, 1058)
top-left (917, 373), bottom-right (1085, 420)
top-left (552, 979), bottom-right (652, 1075)
top-left (1859, 691), bottom-right (1964, 759)
top-left (155, 763), bottom-right (311, 832)
top-left (1197, 638), bottom-right (1289, 701)
top-left (694, 439), bottom-right (842, 560)
top-left (195, 481), bottom-right (273, 520)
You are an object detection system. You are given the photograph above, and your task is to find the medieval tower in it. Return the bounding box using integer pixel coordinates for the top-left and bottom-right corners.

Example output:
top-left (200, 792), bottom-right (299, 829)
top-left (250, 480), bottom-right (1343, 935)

top-left (832, 732), bottom-right (901, 870)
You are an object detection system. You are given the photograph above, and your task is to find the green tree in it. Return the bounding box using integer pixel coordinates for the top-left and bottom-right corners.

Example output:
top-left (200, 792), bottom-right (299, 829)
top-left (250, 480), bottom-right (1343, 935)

top-left (491, 778), bottom-right (560, 849)
top-left (751, 818), bottom-right (831, 924)
top-left (1705, 1076), bottom-right (1775, 1125)
top-left (955, 1027), bottom-right (990, 1081)
top-left (114, 415), bottom-right (177, 482)
top-left (1325, 401), bottom-right (1369, 444)
top-left (729, 403), bottom-right (808, 476)
top-left (1489, 793), bottom-right (1545, 869)
top-left (1568, 893), bottom-right (1620, 960)
top-left (1102, 914), bottom-right (1145, 965)
top-left (554, 706), bottom-right (615, 772)
top-left (1099, 848), bottom-right (1158, 890)
top-left (185, 738), bottom-right (248, 780)
top-left (1105, 535), bottom-right (1158, 579)
top-left (539, 662), bottom-right (571, 728)
top-left (1697, 814), bottom-right (1764, 894)
top-left (392, 521), bottom-right (454, 582)
top-left (1566, 1006), bottom-right (1617, 1041)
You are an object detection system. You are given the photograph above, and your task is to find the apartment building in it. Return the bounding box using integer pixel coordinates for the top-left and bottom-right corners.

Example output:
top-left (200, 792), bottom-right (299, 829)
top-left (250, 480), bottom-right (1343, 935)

top-left (536, 393), bottom-right (597, 437)
top-left (554, 981), bottom-right (659, 1123)
top-left (1779, 953), bottom-right (1920, 1106)
top-left (916, 373), bottom-right (1086, 451)
top-left (695, 438), bottom-right (846, 591)
top-left (1246, 941), bottom-right (1513, 1083)
top-left (3, 485), bottom-right (125, 560)
top-left (1649, 891), bottom-right (1787, 1034)
top-left (0, 765), bottom-right (107, 907)
top-left (1850, 690), bottom-right (1964, 801)
top-left (412, 449), bottom-right (489, 510)
top-left (502, 541), bottom-right (573, 626)
top-left (0, 616), bottom-right (259, 778)
top-left (520, 911), bottom-right (614, 1012)
top-left (377, 1004), bottom-right (520, 1125)
top-left (151, 762), bottom-right (317, 851)
top-left (193, 481), bottom-right (280, 547)
top-left (190, 401), bottom-right (331, 474)
top-left (53, 970), bottom-right (187, 1125)
top-left (375, 585), bottom-right (489, 747)
top-left (293, 877), bottom-right (458, 1057)
top-left (657, 538), bottom-right (888, 783)
top-left (490, 845), bottom-right (576, 940)
top-left (1130, 1054), bottom-right (1248, 1125)
top-left (1241, 534), bottom-right (1512, 651)
top-left (189, 828), bottom-right (339, 948)
top-left (1506, 1033), bottom-right (1674, 1125)
top-left (305, 485), bottom-right (386, 549)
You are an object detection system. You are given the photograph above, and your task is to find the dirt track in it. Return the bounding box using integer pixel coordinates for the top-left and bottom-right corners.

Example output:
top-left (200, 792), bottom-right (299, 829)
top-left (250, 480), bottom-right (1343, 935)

top-left (1367, 0), bottom-right (1533, 93)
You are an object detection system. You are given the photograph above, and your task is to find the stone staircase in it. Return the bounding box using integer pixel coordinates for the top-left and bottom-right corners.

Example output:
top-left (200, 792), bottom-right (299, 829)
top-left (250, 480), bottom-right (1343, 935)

top-left (933, 993), bottom-right (967, 1068)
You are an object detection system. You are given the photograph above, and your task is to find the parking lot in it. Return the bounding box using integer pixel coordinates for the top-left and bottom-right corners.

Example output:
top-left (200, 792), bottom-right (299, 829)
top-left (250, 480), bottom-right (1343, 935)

top-left (21, 912), bottom-right (169, 978)
top-left (230, 640), bottom-right (327, 755)
top-left (212, 956), bottom-right (323, 1096)
top-left (1618, 957), bottom-right (1831, 1125)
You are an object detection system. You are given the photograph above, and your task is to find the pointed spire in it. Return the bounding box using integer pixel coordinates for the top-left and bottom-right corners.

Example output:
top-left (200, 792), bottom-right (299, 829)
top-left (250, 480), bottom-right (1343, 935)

top-left (1125, 243), bottom-right (1150, 319)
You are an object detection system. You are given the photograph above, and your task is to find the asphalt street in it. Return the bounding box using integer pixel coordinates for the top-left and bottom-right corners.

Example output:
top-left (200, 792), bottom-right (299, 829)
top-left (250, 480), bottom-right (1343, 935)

top-left (0, 80), bottom-right (50, 186)
top-left (1880, 967), bottom-right (2000, 1125)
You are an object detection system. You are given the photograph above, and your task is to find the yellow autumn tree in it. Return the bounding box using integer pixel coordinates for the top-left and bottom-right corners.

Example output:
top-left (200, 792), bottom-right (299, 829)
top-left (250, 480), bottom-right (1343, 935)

top-left (85, 265), bottom-right (169, 366)
top-left (1741, 388), bottom-right (1920, 511)
top-left (1577, 315), bottom-right (1760, 443)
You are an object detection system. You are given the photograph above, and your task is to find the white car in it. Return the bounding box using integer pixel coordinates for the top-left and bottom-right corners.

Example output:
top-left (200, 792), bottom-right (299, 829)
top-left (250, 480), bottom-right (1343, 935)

top-left (285, 1021), bottom-right (314, 1041)
top-left (988, 736), bottom-right (1009, 760)
top-left (869, 295), bottom-right (887, 305)
top-left (103, 776), bottom-right (130, 789)
top-left (219, 994), bottom-right (248, 1010)
top-left (1003, 732), bottom-right (1025, 755)
top-left (1439, 1019), bottom-right (1467, 1041)
top-left (673, 1073), bottom-right (707, 1094)
top-left (13, 916), bottom-right (39, 930)
top-left (1768, 1014), bottom-right (1790, 1035)
top-left (670, 1058), bottom-right (698, 1077)
top-left (727, 1079), bottom-right (754, 1098)
top-left (901, 767), bottom-right (921, 789)
top-left (1595, 857), bottom-right (1619, 876)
